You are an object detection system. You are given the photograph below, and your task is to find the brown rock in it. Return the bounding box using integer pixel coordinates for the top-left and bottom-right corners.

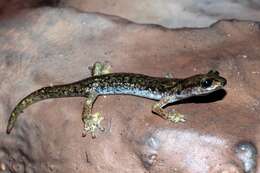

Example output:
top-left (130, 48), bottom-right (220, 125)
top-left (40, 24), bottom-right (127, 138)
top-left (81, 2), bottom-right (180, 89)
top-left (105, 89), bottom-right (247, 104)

top-left (0, 7), bottom-right (259, 173)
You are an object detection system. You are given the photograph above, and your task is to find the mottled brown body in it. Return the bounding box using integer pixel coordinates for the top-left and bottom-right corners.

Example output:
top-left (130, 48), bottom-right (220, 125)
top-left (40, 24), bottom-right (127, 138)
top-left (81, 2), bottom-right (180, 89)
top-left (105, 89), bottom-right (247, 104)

top-left (6, 62), bottom-right (226, 137)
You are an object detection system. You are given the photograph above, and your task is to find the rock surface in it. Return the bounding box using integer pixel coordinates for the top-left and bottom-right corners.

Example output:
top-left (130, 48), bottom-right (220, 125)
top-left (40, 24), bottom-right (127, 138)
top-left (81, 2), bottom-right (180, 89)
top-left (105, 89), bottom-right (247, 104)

top-left (62, 0), bottom-right (260, 28)
top-left (0, 7), bottom-right (259, 173)
top-left (1, 0), bottom-right (260, 28)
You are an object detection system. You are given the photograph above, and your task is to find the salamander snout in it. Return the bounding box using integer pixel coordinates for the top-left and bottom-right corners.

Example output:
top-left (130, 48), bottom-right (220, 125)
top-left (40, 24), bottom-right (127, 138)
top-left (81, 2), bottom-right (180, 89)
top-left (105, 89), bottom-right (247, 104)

top-left (219, 77), bottom-right (227, 87)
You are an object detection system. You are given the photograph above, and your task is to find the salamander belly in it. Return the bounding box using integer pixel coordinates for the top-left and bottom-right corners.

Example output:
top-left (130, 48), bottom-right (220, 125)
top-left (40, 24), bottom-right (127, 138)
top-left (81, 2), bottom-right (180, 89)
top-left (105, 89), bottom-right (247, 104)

top-left (95, 86), bottom-right (164, 100)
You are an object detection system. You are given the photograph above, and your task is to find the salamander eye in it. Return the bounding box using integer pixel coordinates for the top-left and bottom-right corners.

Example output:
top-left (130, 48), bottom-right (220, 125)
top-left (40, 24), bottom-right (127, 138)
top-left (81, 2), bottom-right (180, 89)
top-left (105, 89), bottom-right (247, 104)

top-left (201, 79), bottom-right (213, 88)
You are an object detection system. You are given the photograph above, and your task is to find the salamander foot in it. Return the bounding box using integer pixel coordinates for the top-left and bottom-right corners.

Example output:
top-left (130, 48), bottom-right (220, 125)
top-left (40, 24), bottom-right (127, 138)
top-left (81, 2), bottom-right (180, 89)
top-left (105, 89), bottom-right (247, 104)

top-left (167, 110), bottom-right (186, 123)
top-left (90, 61), bottom-right (112, 76)
top-left (82, 112), bottom-right (105, 138)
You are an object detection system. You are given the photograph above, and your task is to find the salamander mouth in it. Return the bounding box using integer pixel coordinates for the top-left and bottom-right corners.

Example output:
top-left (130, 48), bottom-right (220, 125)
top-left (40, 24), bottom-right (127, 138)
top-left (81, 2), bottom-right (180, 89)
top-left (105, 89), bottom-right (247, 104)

top-left (199, 85), bottom-right (224, 96)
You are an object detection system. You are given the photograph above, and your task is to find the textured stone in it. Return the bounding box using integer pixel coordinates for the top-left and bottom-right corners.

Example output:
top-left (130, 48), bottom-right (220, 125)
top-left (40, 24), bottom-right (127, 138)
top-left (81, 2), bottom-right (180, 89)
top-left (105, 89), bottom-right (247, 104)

top-left (1, 0), bottom-right (260, 28)
top-left (0, 7), bottom-right (260, 173)
top-left (62, 0), bottom-right (260, 28)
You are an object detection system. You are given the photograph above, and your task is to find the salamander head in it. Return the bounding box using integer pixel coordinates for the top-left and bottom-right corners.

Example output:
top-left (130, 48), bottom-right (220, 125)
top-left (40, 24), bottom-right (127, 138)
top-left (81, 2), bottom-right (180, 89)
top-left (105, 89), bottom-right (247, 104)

top-left (177, 70), bottom-right (227, 98)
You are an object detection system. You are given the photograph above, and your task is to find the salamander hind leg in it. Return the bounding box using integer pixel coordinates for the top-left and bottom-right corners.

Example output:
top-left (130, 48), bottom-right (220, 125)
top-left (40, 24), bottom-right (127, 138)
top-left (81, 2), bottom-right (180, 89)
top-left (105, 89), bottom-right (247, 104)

top-left (165, 72), bottom-right (174, 79)
top-left (89, 61), bottom-right (112, 76)
top-left (81, 92), bottom-right (104, 138)
top-left (152, 97), bottom-right (185, 123)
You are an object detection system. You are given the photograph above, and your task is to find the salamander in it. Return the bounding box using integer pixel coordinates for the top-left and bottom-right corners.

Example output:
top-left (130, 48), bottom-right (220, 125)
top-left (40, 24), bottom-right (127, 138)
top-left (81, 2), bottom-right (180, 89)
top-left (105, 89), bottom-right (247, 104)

top-left (6, 62), bottom-right (227, 138)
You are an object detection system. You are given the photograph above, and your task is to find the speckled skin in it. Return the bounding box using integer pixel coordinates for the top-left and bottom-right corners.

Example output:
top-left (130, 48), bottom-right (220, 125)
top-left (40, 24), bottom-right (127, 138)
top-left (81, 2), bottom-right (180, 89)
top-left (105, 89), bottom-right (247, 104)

top-left (6, 63), bottom-right (226, 137)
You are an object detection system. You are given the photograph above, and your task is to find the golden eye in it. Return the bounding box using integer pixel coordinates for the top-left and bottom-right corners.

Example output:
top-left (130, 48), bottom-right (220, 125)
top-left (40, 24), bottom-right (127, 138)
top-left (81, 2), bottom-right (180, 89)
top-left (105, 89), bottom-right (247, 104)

top-left (201, 79), bottom-right (213, 88)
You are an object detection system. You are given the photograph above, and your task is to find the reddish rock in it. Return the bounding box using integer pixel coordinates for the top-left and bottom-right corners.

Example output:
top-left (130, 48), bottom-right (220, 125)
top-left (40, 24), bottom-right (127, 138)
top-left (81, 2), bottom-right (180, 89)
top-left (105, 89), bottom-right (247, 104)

top-left (0, 8), bottom-right (259, 173)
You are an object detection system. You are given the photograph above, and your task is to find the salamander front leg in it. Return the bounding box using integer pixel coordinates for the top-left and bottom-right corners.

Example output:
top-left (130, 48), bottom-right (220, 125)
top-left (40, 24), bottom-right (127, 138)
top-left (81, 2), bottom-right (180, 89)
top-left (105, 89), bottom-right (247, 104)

top-left (82, 92), bottom-right (104, 138)
top-left (152, 97), bottom-right (185, 123)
